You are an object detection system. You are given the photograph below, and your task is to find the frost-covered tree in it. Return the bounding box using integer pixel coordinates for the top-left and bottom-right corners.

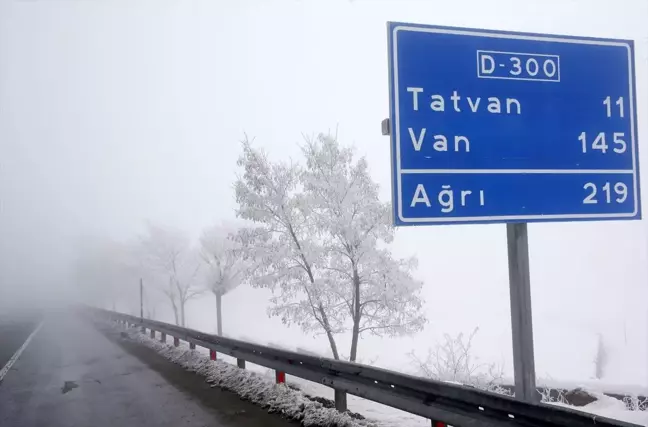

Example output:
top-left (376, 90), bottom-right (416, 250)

top-left (200, 222), bottom-right (251, 335)
top-left (234, 133), bottom-right (426, 361)
top-left (137, 224), bottom-right (203, 326)
top-left (234, 139), bottom-right (340, 355)
top-left (408, 328), bottom-right (509, 395)
top-left (301, 135), bottom-right (426, 361)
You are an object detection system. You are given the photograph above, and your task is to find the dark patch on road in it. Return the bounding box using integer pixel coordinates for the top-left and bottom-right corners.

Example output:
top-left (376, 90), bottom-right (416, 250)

top-left (99, 326), bottom-right (298, 427)
top-left (61, 380), bottom-right (78, 394)
top-left (117, 364), bottom-right (145, 377)
top-left (83, 356), bottom-right (101, 366)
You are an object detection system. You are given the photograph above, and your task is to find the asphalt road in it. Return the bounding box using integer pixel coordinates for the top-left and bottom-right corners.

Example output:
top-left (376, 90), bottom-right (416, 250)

top-left (0, 314), bottom-right (41, 371)
top-left (0, 311), bottom-right (297, 427)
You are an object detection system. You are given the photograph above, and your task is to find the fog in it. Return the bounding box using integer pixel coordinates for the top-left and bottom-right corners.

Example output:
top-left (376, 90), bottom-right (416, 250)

top-left (1, 0), bottom-right (647, 388)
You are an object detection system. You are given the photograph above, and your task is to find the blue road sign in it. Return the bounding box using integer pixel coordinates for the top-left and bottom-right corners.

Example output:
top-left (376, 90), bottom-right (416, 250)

top-left (387, 22), bottom-right (640, 226)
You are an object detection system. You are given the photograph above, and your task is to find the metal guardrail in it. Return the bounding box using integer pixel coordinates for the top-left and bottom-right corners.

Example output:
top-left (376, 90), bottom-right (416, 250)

top-left (89, 307), bottom-right (641, 427)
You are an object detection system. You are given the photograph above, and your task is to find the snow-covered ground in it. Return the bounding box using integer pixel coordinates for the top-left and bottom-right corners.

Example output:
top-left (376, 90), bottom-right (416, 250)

top-left (192, 334), bottom-right (648, 426)
top-left (129, 325), bottom-right (371, 427)
top-left (536, 377), bottom-right (648, 399)
top-left (155, 333), bottom-right (430, 426)
top-left (128, 322), bottom-right (647, 427)
top-left (287, 375), bottom-right (430, 427)
top-left (290, 375), bottom-right (648, 427)
top-left (550, 392), bottom-right (648, 426)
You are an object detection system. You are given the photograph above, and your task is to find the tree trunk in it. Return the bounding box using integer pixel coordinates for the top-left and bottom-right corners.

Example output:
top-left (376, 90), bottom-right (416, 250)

top-left (349, 322), bottom-right (360, 362)
top-left (326, 329), bottom-right (340, 360)
top-left (287, 224), bottom-right (339, 357)
top-left (215, 293), bottom-right (223, 335)
top-left (180, 302), bottom-right (186, 327)
top-left (318, 305), bottom-right (340, 360)
top-left (349, 266), bottom-right (361, 362)
top-left (170, 298), bottom-right (180, 325)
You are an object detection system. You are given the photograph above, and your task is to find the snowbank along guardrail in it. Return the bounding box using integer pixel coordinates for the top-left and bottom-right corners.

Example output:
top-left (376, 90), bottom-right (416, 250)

top-left (88, 307), bottom-right (641, 427)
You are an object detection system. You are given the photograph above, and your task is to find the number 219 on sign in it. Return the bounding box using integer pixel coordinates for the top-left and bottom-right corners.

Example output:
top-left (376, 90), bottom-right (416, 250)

top-left (583, 182), bottom-right (628, 204)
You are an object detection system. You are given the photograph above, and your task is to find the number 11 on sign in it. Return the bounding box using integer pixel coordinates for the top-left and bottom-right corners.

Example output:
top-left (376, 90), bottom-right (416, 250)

top-left (603, 96), bottom-right (624, 118)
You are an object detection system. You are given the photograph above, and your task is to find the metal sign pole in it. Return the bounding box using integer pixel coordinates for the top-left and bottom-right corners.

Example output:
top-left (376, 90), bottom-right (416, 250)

top-left (506, 223), bottom-right (538, 403)
top-left (140, 278), bottom-right (144, 319)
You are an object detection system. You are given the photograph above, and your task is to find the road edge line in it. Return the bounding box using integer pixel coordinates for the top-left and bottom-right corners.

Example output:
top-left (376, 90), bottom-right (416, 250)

top-left (0, 321), bottom-right (44, 384)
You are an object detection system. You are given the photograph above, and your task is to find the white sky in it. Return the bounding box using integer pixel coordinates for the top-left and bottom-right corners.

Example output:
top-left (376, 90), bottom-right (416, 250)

top-left (1, 0), bottom-right (647, 386)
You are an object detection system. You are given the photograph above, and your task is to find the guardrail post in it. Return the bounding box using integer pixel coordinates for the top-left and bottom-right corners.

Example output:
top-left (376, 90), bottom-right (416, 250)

top-left (173, 337), bottom-right (179, 347)
top-left (160, 332), bottom-right (166, 343)
top-left (189, 343), bottom-right (196, 350)
top-left (237, 358), bottom-right (246, 369)
top-left (210, 350), bottom-right (217, 361)
top-left (334, 390), bottom-right (347, 412)
top-left (275, 371), bottom-right (285, 384)
top-left (150, 330), bottom-right (155, 339)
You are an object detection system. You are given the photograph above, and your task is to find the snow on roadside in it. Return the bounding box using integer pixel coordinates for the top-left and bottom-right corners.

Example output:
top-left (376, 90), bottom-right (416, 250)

top-left (550, 391), bottom-right (648, 426)
top-left (110, 322), bottom-right (375, 427)
top-left (109, 321), bottom-right (647, 427)
top-left (537, 378), bottom-right (648, 400)
top-left (286, 375), bottom-right (430, 427)
top-left (179, 337), bottom-right (430, 427)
